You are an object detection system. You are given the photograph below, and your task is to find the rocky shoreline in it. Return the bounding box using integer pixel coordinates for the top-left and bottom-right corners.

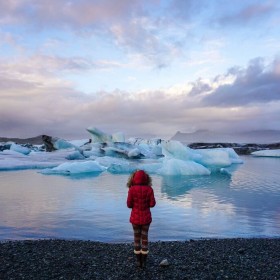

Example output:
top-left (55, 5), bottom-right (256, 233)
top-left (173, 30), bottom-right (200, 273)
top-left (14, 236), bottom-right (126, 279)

top-left (1, 238), bottom-right (279, 279)
top-left (188, 142), bottom-right (280, 155)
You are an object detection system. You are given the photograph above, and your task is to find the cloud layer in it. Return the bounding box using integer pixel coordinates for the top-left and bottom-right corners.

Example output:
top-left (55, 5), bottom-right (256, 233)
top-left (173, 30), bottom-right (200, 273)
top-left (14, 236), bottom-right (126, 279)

top-left (1, 0), bottom-right (280, 139)
top-left (1, 55), bottom-right (279, 139)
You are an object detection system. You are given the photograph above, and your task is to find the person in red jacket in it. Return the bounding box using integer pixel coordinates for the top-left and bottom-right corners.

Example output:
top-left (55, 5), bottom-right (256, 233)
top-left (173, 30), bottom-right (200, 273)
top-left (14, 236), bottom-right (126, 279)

top-left (127, 170), bottom-right (156, 268)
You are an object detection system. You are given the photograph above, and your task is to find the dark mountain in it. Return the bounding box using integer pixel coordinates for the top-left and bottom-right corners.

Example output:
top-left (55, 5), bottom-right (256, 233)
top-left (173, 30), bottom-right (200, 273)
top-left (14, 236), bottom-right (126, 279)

top-left (0, 135), bottom-right (44, 145)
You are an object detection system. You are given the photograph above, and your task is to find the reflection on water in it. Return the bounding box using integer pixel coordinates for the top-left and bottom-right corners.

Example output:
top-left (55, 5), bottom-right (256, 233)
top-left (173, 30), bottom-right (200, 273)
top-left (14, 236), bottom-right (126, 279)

top-left (0, 156), bottom-right (279, 241)
top-left (160, 173), bottom-right (232, 199)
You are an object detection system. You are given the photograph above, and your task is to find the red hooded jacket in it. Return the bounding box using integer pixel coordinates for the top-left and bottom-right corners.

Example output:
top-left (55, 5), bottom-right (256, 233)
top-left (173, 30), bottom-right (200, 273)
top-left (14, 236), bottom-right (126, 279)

top-left (127, 170), bottom-right (156, 225)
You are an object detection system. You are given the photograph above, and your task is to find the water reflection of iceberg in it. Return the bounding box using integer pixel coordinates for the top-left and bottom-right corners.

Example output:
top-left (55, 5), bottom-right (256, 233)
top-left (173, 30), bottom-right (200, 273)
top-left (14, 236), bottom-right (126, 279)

top-left (160, 174), bottom-right (232, 200)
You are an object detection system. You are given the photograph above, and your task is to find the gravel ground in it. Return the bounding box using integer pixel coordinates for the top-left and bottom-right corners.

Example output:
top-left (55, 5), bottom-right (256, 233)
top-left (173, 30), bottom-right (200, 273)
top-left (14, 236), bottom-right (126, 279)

top-left (0, 238), bottom-right (279, 280)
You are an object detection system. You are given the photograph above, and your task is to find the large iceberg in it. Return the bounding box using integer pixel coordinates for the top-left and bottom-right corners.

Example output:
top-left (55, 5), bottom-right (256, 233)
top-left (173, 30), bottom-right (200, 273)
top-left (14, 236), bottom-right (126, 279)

top-left (86, 127), bottom-right (125, 143)
top-left (0, 127), bottom-right (244, 176)
top-left (158, 158), bottom-right (211, 176)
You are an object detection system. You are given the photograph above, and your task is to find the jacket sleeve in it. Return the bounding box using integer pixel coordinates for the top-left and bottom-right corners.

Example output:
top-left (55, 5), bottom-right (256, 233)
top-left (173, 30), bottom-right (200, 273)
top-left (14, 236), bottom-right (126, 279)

top-left (127, 188), bottom-right (133, 208)
top-left (149, 188), bottom-right (156, 208)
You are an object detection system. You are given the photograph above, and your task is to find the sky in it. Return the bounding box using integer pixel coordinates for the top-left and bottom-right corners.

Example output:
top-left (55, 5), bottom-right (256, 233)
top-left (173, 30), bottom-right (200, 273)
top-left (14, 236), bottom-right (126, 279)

top-left (0, 0), bottom-right (280, 140)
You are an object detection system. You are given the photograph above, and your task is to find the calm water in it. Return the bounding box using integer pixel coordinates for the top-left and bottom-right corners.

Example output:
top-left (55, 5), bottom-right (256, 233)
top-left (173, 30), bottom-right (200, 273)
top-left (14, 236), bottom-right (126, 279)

top-left (0, 156), bottom-right (279, 242)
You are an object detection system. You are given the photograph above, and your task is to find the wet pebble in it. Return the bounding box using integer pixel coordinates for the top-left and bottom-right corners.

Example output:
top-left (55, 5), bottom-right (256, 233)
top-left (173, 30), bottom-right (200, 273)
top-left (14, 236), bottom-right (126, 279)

top-left (159, 259), bottom-right (169, 267)
top-left (0, 238), bottom-right (279, 280)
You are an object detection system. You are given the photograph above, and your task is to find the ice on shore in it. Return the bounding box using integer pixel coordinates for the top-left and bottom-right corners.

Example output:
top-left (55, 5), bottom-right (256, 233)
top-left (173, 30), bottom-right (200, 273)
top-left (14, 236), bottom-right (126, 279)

top-left (0, 128), bottom-right (244, 176)
top-left (251, 149), bottom-right (280, 157)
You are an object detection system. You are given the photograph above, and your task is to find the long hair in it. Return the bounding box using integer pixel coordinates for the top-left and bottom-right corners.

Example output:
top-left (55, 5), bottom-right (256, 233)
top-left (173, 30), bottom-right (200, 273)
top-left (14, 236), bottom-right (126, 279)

top-left (126, 170), bottom-right (152, 188)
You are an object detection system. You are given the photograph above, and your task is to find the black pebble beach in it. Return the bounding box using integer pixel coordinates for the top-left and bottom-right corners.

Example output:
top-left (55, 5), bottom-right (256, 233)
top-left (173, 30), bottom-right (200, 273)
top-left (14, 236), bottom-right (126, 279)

top-left (1, 238), bottom-right (279, 280)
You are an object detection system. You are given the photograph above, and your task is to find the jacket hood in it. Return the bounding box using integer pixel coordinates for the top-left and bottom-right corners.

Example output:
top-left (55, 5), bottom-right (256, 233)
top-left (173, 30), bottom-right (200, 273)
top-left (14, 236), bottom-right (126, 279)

top-left (132, 170), bottom-right (149, 185)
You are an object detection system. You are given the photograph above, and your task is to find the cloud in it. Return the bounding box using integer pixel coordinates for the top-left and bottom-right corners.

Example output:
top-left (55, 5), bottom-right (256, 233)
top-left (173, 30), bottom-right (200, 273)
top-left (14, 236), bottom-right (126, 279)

top-left (1, 55), bottom-right (280, 139)
top-left (216, 2), bottom-right (276, 26)
top-left (167, 0), bottom-right (209, 21)
top-left (0, 0), bottom-right (193, 67)
top-left (189, 78), bottom-right (212, 96)
top-left (201, 57), bottom-right (280, 106)
top-left (2, 0), bottom-right (277, 70)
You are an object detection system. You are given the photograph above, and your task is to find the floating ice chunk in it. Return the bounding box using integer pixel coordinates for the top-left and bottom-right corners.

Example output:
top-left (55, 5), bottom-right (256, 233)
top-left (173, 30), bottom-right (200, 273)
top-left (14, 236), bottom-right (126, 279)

top-left (134, 143), bottom-right (160, 158)
top-left (53, 139), bottom-right (77, 150)
top-left (1, 149), bottom-right (27, 157)
top-left (134, 143), bottom-right (152, 158)
top-left (0, 150), bottom-right (62, 170)
top-left (101, 146), bottom-right (122, 157)
top-left (127, 148), bottom-right (141, 158)
top-left (195, 149), bottom-right (232, 167)
top-left (113, 142), bottom-right (142, 158)
top-left (0, 158), bottom-right (58, 171)
top-left (127, 137), bottom-right (161, 146)
top-left (83, 148), bottom-right (103, 158)
top-left (95, 156), bottom-right (128, 168)
top-left (65, 151), bottom-right (85, 160)
top-left (158, 158), bottom-right (210, 176)
top-left (251, 149), bottom-right (280, 157)
top-left (69, 139), bottom-right (90, 147)
top-left (86, 127), bottom-right (112, 143)
top-left (41, 161), bottom-right (106, 175)
top-left (127, 138), bottom-right (162, 158)
top-left (195, 148), bottom-right (243, 166)
top-left (10, 143), bottom-right (31, 155)
top-left (106, 159), bottom-right (162, 174)
top-left (151, 145), bottom-right (163, 157)
top-left (0, 148), bottom-right (93, 171)
top-left (28, 150), bottom-right (77, 162)
top-left (222, 148), bottom-right (243, 164)
top-left (220, 168), bottom-right (232, 175)
top-left (107, 163), bottom-right (135, 173)
top-left (101, 143), bottom-right (142, 158)
top-left (112, 132), bottom-right (125, 142)
top-left (161, 140), bottom-right (201, 161)
top-left (138, 162), bottom-right (162, 174)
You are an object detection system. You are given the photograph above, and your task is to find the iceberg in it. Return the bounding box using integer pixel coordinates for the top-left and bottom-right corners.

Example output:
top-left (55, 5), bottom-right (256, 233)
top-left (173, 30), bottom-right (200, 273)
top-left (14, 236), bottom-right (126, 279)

top-left (95, 156), bottom-right (128, 168)
top-left (0, 127), bottom-right (244, 176)
top-left (107, 163), bottom-right (136, 174)
top-left (107, 162), bottom-right (163, 174)
top-left (251, 149), bottom-right (280, 157)
top-left (112, 132), bottom-right (125, 142)
top-left (195, 149), bottom-right (232, 167)
top-left (10, 143), bottom-right (31, 155)
top-left (158, 158), bottom-right (211, 176)
top-left (86, 127), bottom-right (113, 143)
top-left (41, 161), bottom-right (106, 175)
top-left (161, 140), bottom-right (200, 161)
top-left (53, 139), bottom-right (78, 150)
top-left (194, 148), bottom-right (244, 167)
top-left (65, 151), bottom-right (85, 160)
top-left (101, 143), bottom-right (142, 158)
top-left (0, 149), bottom-right (78, 171)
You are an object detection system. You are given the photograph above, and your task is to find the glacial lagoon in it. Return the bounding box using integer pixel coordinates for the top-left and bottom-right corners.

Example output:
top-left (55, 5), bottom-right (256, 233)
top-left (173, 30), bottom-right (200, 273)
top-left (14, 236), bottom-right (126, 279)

top-left (0, 155), bottom-right (279, 242)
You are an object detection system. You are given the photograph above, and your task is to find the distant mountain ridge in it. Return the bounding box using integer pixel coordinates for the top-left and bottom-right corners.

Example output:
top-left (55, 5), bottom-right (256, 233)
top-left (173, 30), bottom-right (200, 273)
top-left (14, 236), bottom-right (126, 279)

top-left (171, 130), bottom-right (280, 144)
top-left (0, 135), bottom-right (44, 145)
top-left (1, 129), bottom-right (280, 145)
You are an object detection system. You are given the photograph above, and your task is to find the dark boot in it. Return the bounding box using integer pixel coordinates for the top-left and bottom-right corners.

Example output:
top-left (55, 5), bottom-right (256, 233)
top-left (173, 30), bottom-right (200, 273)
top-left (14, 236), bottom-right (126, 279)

top-left (134, 250), bottom-right (142, 268)
top-left (141, 251), bottom-right (148, 268)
